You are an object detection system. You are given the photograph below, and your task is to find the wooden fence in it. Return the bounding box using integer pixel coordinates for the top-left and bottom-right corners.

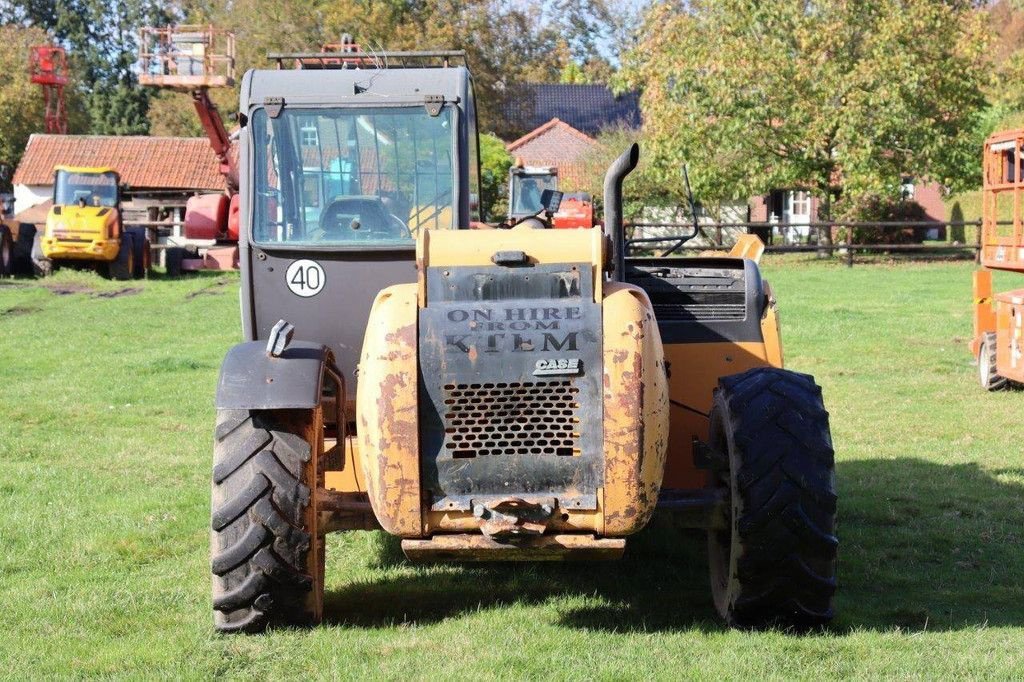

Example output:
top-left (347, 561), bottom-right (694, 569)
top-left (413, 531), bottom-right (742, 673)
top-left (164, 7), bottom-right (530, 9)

top-left (625, 220), bottom-right (986, 266)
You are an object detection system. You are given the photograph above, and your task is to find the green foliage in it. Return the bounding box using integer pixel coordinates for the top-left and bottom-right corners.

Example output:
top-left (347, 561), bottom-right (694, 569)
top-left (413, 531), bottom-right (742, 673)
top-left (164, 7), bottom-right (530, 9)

top-left (183, 0), bottom-right (570, 136)
top-left (620, 0), bottom-right (991, 214)
top-left (578, 125), bottom-right (673, 219)
top-left (0, 25), bottom-right (48, 167)
top-left (86, 84), bottom-right (150, 136)
top-left (2, 0), bottom-right (172, 135)
top-left (560, 60), bottom-right (590, 85)
top-left (146, 88), bottom-right (235, 138)
top-left (478, 132), bottom-right (511, 220)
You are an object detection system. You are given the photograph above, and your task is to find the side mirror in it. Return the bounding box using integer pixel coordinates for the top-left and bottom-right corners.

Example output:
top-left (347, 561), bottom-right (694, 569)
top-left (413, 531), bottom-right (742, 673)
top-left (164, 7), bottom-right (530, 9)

top-left (540, 188), bottom-right (563, 215)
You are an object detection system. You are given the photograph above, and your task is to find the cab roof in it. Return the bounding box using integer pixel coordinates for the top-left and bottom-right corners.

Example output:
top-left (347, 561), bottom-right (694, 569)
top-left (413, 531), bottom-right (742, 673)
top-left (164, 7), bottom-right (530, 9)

top-left (55, 165), bottom-right (117, 175)
top-left (241, 66), bottom-right (471, 110)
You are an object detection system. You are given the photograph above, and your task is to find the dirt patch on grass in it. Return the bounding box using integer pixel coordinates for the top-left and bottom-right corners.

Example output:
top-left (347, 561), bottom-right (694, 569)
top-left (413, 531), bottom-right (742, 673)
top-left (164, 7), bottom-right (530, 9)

top-left (1, 305), bottom-right (42, 317)
top-left (91, 287), bottom-right (143, 299)
top-left (41, 281), bottom-right (97, 296)
top-left (186, 277), bottom-right (230, 299)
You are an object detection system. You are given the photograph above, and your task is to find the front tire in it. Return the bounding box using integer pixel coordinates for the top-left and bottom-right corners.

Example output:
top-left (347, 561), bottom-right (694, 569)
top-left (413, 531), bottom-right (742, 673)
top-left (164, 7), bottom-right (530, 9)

top-left (978, 332), bottom-right (1008, 391)
top-left (707, 367), bottom-right (838, 629)
top-left (127, 227), bottom-right (149, 279)
top-left (0, 225), bottom-right (13, 277)
top-left (109, 234), bottom-right (134, 281)
top-left (211, 408), bottom-right (323, 633)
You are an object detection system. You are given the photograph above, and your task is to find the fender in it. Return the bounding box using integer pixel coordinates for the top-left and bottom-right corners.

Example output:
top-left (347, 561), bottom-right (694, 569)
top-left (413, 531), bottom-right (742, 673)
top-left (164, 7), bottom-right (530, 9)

top-left (215, 340), bottom-right (332, 410)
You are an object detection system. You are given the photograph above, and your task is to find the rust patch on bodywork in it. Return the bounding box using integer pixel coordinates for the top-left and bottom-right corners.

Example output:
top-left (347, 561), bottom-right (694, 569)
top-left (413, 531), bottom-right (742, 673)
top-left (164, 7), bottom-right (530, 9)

top-left (356, 285), bottom-right (423, 537)
top-left (601, 283), bottom-right (670, 535)
top-left (474, 497), bottom-right (555, 540)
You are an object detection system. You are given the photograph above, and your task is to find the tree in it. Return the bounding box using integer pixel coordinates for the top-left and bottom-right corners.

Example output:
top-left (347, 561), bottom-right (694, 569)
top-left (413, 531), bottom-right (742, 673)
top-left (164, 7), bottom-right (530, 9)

top-left (0, 25), bottom-right (49, 168)
top-left (619, 0), bottom-right (991, 222)
top-left (478, 132), bottom-right (512, 220)
top-left (178, 0), bottom-right (566, 136)
top-left (3, 0), bottom-right (172, 135)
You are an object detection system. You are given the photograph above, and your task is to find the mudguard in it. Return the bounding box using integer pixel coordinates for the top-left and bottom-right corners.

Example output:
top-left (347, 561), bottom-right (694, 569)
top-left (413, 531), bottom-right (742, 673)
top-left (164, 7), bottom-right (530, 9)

top-left (215, 340), bottom-right (330, 410)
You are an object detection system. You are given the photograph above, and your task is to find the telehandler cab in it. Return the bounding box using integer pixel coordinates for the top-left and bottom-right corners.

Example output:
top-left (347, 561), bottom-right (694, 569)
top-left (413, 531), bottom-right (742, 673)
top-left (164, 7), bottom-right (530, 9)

top-left (211, 51), bottom-right (837, 633)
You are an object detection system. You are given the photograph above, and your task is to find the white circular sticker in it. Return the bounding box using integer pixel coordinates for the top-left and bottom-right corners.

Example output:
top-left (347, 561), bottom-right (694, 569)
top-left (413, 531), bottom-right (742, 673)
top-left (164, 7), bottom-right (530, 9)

top-left (285, 259), bottom-right (325, 297)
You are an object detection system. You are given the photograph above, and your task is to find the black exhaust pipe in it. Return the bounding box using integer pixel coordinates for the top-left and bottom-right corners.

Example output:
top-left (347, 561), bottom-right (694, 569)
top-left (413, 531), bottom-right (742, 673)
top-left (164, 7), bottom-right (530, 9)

top-left (603, 143), bottom-right (640, 281)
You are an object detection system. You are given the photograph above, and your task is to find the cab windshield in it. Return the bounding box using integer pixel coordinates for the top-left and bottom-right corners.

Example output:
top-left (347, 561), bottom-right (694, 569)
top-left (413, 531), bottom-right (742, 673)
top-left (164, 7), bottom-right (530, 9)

top-left (55, 170), bottom-right (118, 208)
top-left (251, 106), bottom-right (456, 247)
top-left (511, 173), bottom-right (557, 217)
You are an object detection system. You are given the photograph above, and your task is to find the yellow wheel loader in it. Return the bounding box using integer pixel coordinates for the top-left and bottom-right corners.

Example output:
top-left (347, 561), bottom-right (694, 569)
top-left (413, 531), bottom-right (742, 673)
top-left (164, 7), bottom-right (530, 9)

top-left (210, 50), bottom-right (837, 633)
top-left (40, 166), bottom-right (149, 279)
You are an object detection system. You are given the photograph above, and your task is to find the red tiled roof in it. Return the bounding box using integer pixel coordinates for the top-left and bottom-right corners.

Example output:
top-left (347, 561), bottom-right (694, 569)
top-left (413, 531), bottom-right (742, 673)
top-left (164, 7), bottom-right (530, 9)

top-left (505, 119), bottom-right (597, 189)
top-left (13, 134), bottom-right (227, 191)
top-left (506, 118), bottom-right (595, 152)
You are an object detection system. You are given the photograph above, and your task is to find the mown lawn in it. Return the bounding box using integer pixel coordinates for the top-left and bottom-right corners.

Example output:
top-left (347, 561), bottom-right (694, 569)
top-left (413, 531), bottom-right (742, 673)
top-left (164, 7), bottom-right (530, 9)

top-left (1, 259), bottom-right (1023, 678)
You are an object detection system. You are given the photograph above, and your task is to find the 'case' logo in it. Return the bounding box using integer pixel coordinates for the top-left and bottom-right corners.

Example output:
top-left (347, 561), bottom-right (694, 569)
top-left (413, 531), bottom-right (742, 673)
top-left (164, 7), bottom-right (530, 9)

top-left (533, 358), bottom-right (581, 376)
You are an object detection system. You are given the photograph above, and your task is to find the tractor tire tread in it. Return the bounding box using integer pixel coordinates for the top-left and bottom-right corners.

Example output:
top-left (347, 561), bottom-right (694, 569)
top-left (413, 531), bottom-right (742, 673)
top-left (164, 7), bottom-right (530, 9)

top-left (712, 366), bottom-right (837, 630)
top-left (211, 409), bottom-right (317, 633)
top-left (979, 332), bottom-right (1008, 391)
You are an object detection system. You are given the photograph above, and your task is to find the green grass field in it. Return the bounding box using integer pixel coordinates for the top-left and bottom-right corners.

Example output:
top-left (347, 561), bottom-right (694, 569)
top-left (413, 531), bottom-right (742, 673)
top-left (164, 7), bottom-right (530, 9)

top-left (2, 260), bottom-right (1024, 678)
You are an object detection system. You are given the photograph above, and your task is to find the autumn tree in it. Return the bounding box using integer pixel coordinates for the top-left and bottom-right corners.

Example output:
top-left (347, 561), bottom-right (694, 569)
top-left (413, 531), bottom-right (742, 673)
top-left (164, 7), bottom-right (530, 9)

top-left (174, 0), bottom-right (567, 136)
top-left (619, 0), bottom-right (991, 222)
top-left (2, 0), bottom-right (172, 135)
top-left (0, 25), bottom-right (49, 168)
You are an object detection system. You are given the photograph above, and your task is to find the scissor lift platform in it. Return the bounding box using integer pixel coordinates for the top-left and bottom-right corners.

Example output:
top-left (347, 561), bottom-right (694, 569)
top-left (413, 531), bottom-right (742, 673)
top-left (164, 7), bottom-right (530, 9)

top-left (972, 129), bottom-right (1024, 386)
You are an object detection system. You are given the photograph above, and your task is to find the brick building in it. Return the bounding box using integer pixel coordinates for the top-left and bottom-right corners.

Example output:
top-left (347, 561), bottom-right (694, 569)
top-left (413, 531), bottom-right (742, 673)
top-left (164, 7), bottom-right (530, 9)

top-left (13, 134), bottom-right (227, 226)
top-left (506, 118), bottom-right (596, 190)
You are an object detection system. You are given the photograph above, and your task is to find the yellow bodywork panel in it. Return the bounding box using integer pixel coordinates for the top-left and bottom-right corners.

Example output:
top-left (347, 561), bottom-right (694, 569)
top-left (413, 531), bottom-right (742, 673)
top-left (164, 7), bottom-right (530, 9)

top-left (43, 205), bottom-right (120, 261)
top-left (44, 166), bottom-right (121, 262)
top-left (356, 283), bottom-right (423, 537)
top-left (728, 234), bottom-right (765, 262)
top-left (660, 281), bottom-right (783, 489)
top-left (418, 225), bottom-right (606, 304)
top-left (601, 282), bottom-right (670, 535)
top-left (56, 165), bottom-right (117, 174)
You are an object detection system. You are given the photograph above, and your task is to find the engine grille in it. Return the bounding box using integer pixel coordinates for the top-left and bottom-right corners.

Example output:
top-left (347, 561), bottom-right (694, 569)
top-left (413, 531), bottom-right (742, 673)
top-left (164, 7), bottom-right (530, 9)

top-left (442, 380), bottom-right (580, 458)
top-left (653, 292), bottom-right (746, 321)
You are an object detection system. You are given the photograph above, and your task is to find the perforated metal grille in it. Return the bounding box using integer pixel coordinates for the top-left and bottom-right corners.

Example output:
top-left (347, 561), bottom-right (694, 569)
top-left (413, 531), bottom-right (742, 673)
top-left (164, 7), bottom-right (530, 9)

top-left (653, 292), bottom-right (746, 321)
top-left (442, 381), bottom-right (580, 458)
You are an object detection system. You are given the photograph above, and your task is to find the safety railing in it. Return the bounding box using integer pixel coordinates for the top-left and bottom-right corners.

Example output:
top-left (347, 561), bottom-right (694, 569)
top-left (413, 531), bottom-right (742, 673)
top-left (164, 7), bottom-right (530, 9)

top-left (138, 25), bottom-right (236, 89)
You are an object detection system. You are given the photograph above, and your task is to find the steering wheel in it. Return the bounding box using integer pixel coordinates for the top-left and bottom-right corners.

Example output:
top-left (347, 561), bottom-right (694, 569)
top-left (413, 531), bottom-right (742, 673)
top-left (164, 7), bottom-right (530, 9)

top-left (318, 197), bottom-right (411, 240)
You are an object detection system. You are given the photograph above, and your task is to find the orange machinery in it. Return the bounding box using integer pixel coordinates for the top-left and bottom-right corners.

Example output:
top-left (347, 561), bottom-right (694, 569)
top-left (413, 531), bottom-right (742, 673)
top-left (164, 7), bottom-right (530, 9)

top-left (972, 129), bottom-right (1024, 389)
top-left (138, 25), bottom-right (239, 271)
top-left (28, 45), bottom-right (69, 134)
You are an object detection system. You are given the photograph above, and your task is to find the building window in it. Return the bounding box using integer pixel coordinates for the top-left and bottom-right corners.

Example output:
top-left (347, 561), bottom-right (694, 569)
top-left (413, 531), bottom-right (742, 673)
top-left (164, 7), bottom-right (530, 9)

top-left (791, 190), bottom-right (810, 217)
top-left (301, 126), bottom-right (319, 147)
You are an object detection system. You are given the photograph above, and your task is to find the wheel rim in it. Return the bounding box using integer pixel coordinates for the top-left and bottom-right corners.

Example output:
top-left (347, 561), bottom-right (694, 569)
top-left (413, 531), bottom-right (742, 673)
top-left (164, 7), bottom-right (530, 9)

top-left (706, 409), bottom-right (735, 618)
top-left (979, 342), bottom-right (990, 386)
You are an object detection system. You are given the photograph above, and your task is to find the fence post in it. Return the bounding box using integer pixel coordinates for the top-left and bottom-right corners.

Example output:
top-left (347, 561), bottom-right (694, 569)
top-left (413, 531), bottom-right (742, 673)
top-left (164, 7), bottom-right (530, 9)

top-left (846, 224), bottom-right (853, 268)
top-left (975, 219), bottom-right (982, 264)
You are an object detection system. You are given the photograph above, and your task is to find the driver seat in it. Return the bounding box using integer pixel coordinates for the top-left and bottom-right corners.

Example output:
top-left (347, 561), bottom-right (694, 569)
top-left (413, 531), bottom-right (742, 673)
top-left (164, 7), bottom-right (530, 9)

top-left (320, 196), bottom-right (391, 239)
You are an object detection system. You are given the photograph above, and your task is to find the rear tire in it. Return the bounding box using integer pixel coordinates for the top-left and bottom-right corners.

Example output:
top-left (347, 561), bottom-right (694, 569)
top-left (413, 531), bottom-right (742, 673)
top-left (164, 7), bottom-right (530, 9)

top-left (127, 227), bottom-right (148, 279)
top-left (109, 234), bottom-right (134, 281)
top-left (30, 233), bottom-right (52, 277)
top-left (0, 225), bottom-right (12, 277)
top-left (165, 246), bottom-right (185, 278)
top-left (978, 332), bottom-right (1008, 391)
top-left (707, 367), bottom-right (837, 629)
top-left (11, 223), bottom-right (36, 276)
top-left (211, 408), bottom-right (323, 633)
